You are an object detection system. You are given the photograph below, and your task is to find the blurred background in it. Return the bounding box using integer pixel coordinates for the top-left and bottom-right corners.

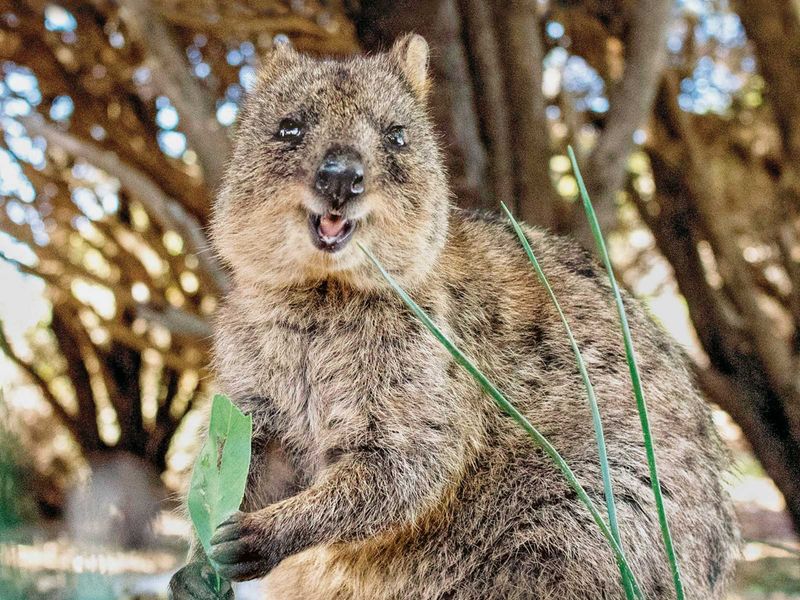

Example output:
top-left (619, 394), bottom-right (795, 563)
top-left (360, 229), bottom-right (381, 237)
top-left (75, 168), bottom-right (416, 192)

top-left (0, 0), bottom-right (798, 597)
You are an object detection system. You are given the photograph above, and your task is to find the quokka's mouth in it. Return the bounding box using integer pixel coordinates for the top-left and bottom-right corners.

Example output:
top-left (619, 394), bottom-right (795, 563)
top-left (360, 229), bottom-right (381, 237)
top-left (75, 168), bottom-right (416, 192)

top-left (308, 211), bottom-right (357, 253)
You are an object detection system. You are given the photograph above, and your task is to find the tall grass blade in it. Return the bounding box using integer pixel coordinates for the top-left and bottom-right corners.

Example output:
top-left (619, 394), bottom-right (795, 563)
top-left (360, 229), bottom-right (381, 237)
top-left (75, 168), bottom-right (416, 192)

top-left (358, 242), bottom-right (643, 599)
top-left (500, 203), bottom-right (635, 600)
top-left (568, 145), bottom-right (685, 599)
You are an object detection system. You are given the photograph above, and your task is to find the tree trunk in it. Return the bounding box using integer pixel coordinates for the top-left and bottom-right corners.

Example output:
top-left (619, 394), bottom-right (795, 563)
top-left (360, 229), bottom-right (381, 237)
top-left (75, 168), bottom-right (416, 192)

top-left (572, 0), bottom-right (672, 246)
top-left (489, 0), bottom-right (560, 228)
top-left (354, 0), bottom-right (493, 210)
top-left (355, 0), bottom-right (569, 226)
top-left (640, 78), bottom-right (800, 531)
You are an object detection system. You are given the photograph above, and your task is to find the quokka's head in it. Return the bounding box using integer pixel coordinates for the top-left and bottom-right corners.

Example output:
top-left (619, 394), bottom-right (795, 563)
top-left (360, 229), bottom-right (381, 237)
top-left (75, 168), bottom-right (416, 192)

top-left (212, 34), bottom-right (450, 290)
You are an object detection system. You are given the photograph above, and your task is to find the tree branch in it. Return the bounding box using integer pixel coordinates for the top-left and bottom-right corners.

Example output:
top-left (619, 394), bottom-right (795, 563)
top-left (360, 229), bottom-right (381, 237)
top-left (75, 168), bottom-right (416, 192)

top-left (0, 318), bottom-right (81, 442)
top-left (50, 307), bottom-right (103, 451)
top-left (136, 305), bottom-right (212, 339)
top-left (661, 74), bottom-right (798, 409)
top-left (641, 78), bottom-right (800, 530)
top-left (355, 0), bottom-right (492, 209)
top-left (693, 362), bottom-right (800, 529)
top-left (160, 9), bottom-right (357, 50)
top-left (0, 249), bottom-right (212, 352)
top-left (20, 115), bottom-right (229, 294)
top-left (0, 212), bottom-right (213, 336)
top-left (147, 367), bottom-right (181, 470)
top-left (117, 0), bottom-right (231, 191)
top-left (733, 0), bottom-right (800, 164)
top-left (9, 3), bottom-right (213, 217)
top-left (573, 0), bottom-right (672, 246)
top-left (723, 0), bottom-right (800, 334)
top-left (97, 339), bottom-right (144, 455)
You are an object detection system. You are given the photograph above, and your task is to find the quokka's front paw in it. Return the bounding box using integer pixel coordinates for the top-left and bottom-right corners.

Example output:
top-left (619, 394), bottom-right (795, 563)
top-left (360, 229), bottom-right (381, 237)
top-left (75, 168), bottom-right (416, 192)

top-left (210, 511), bottom-right (283, 582)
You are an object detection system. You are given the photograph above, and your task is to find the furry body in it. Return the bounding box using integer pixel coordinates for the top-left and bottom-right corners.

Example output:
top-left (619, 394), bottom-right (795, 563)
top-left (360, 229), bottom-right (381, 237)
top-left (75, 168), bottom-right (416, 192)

top-left (183, 36), bottom-right (738, 600)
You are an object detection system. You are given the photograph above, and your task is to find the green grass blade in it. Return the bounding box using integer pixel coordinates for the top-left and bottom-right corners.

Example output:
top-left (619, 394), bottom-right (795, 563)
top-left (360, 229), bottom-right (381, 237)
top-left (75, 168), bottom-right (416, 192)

top-left (568, 145), bottom-right (685, 599)
top-left (500, 203), bottom-right (635, 600)
top-left (358, 242), bottom-right (643, 600)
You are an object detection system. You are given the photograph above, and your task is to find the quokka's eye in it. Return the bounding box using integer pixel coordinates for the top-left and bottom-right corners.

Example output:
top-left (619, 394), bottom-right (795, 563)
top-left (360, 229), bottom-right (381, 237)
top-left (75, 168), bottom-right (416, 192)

top-left (384, 125), bottom-right (407, 149)
top-left (276, 118), bottom-right (305, 142)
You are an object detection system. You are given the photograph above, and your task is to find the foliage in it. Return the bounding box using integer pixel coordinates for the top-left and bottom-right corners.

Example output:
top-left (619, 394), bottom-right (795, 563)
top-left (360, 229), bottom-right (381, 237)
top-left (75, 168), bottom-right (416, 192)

top-left (187, 394), bottom-right (252, 591)
top-left (567, 147), bottom-right (684, 598)
top-left (0, 393), bottom-right (36, 531)
top-left (499, 201), bottom-right (635, 599)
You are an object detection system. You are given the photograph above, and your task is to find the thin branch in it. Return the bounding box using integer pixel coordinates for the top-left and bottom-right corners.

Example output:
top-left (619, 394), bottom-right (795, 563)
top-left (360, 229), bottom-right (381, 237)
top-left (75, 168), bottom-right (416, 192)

top-left (136, 305), bottom-right (212, 339)
top-left (0, 250), bottom-right (211, 347)
top-left (0, 318), bottom-right (80, 441)
top-left (105, 320), bottom-right (206, 372)
top-left (0, 217), bottom-right (211, 335)
top-left (9, 3), bottom-right (212, 216)
top-left (160, 9), bottom-right (351, 41)
top-left (116, 0), bottom-right (231, 191)
top-left (574, 0), bottom-right (672, 245)
top-left (50, 307), bottom-right (103, 451)
top-left (20, 115), bottom-right (229, 294)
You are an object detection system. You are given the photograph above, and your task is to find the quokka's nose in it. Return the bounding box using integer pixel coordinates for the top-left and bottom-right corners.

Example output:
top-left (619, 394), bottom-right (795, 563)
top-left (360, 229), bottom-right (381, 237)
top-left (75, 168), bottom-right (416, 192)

top-left (314, 147), bottom-right (365, 207)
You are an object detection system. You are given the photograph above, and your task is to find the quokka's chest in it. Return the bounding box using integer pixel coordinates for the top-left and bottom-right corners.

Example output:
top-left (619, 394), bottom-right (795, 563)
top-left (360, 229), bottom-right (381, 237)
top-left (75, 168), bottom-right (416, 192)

top-left (239, 309), bottom-right (448, 440)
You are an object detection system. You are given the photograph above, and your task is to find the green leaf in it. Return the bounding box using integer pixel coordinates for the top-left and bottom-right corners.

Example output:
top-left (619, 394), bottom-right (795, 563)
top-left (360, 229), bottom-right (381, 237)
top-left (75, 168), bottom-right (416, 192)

top-left (500, 202), bottom-right (636, 600)
top-left (358, 242), bottom-right (643, 599)
top-left (568, 145), bottom-right (685, 600)
top-left (188, 394), bottom-right (253, 584)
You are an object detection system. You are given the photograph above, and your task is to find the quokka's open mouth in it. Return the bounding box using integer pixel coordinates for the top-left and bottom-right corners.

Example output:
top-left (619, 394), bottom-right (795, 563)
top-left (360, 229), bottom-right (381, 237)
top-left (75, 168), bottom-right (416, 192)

top-left (308, 211), bottom-right (357, 253)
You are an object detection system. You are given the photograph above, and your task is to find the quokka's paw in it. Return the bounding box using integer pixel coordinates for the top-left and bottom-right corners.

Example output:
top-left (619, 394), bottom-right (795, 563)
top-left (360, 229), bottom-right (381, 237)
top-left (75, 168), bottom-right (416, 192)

top-left (210, 511), bottom-right (283, 581)
top-left (168, 560), bottom-right (234, 600)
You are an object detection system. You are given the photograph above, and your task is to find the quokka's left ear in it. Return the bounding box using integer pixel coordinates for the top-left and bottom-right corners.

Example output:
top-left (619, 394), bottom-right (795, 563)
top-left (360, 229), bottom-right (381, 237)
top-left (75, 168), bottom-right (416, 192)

top-left (259, 34), bottom-right (300, 81)
top-left (390, 33), bottom-right (430, 99)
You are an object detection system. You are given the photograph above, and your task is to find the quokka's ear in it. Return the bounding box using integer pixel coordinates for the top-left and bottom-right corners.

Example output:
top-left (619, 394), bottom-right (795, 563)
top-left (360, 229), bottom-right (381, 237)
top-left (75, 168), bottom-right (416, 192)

top-left (261, 35), bottom-right (299, 77)
top-left (390, 33), bottom-right (430, 98)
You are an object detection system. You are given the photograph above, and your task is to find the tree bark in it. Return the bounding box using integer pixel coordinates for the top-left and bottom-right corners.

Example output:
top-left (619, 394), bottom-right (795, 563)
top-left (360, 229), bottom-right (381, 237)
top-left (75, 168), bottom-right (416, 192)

top-left (50, 308), bottom-right (103, 452)
top-left (573, 0), bottom-right (672, 246)
top-left (734, 0), bottom-right (800, 337)
top-left (641, 78), bottom-right (800, 531)
top-left (354, 0), bottom-right (492, 210)
top-left (489, 0), bottom-right (559, 228)
top-left (733, 0), bottom-right (800, 165)
top-left (457, 0), bottom-right (516, 211)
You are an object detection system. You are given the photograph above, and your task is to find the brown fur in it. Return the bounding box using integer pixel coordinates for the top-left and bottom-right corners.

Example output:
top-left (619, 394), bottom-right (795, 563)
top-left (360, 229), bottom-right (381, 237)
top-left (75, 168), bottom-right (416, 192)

top-left (182, 35), bottom-right (739, 599)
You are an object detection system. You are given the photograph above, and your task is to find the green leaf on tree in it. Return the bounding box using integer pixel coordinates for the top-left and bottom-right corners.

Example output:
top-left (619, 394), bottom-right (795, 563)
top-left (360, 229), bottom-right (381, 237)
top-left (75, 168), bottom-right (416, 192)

top-left (188, 394), bottom-right (253, 578)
